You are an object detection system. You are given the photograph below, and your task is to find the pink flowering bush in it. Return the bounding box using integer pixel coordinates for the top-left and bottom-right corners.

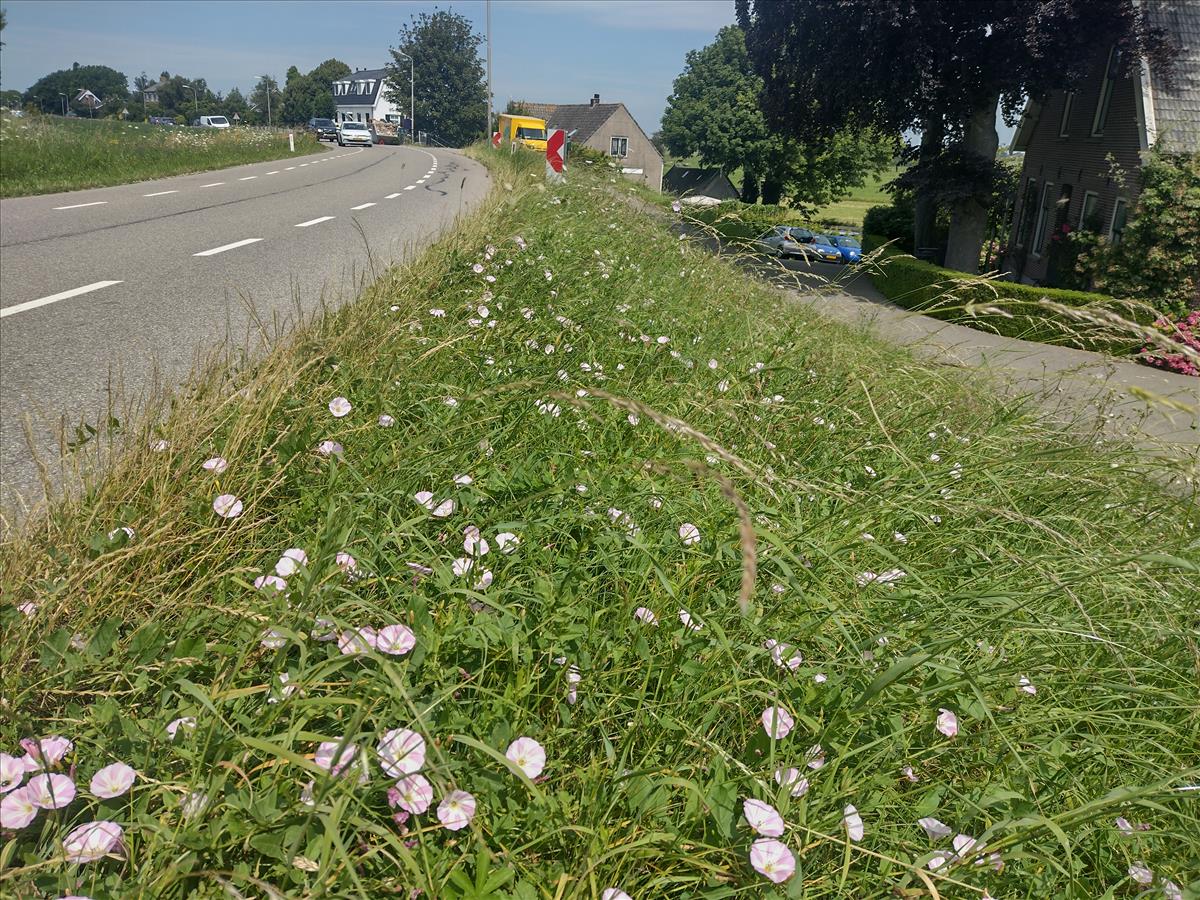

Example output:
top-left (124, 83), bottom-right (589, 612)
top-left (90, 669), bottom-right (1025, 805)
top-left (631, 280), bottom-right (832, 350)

top-left (1138, 310), bottom-right (1200, 377)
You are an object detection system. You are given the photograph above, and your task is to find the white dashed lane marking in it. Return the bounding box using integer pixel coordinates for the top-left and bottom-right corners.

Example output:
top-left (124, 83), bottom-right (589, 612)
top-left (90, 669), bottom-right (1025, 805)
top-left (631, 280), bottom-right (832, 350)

top-left (350, 203), bottom-right (376, 210)
top-left (201, 182), bottom-right (225, 188)
top-left (266, 171), bottom-right (280, 175)
top-left (403, 185), bottom-right (415, 191)
top-left (1, 281), bottom-right (123, 319)
top-left (193, 238), bottom-right (263, 257)
top-left (143, 190), bottom-right (179, 197)
top-left (295, 216), bottom-right (335, 228)
top-left (53, 201), bottom-right (107, 210)
top-left (285, 166), bottom-right (296, 170)
top-left (385, 193), bottom-right (402, 199)
top-left (238, 176), bottom-right (257, 181)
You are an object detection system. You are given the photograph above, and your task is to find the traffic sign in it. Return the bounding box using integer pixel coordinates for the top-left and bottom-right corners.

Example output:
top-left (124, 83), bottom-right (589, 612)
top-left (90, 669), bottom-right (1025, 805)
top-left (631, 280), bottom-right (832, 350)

top-left (546, 128), bottom-right (565, 182)
top-left (492, 131), bottom-right (501, 148)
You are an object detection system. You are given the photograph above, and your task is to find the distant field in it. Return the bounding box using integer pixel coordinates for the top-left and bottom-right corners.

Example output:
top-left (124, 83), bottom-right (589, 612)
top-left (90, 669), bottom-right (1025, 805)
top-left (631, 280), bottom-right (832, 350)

top-left (811, 164), bottom-right (900, 226)
top-left (0, 114), bottom-right (322, 197)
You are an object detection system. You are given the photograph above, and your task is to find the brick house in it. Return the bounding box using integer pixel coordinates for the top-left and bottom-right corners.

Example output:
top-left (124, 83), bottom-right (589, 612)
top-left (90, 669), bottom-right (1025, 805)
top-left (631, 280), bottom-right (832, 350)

top-left (525, 94), bottom-right (663, 190)
top-left (1004, 1), bottom-right (1200, 286)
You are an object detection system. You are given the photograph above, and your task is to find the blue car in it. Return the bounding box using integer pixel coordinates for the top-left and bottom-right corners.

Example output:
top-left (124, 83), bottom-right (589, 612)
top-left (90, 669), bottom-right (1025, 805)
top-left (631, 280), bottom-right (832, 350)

top-left (828, 235), bottom-right (863, 264)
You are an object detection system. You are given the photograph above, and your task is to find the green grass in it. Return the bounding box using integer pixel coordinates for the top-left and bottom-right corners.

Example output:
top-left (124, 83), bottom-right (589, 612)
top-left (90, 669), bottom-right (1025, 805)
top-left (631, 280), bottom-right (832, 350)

top-left (1, 146), bottom-right (1197, 899)
top-left (810, 166), bottom-right (900, 227)
top-left (0, 113), bottom-right (323, 197)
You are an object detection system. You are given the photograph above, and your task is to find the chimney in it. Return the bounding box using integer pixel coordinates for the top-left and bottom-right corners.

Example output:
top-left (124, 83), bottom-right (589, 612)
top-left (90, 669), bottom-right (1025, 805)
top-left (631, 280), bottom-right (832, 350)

top-left (590, 93), bottom-right (600, 107)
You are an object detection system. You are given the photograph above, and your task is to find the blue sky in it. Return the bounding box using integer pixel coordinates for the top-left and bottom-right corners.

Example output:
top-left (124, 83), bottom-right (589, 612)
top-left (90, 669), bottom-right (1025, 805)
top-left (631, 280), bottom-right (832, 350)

top-left (0, 0), bottom-right (738, 132)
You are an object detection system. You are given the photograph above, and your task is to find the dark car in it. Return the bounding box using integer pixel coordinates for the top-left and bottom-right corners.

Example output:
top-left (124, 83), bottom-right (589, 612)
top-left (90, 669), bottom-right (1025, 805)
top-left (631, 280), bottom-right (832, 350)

top-left (308, 117), bottom-right (338, 141)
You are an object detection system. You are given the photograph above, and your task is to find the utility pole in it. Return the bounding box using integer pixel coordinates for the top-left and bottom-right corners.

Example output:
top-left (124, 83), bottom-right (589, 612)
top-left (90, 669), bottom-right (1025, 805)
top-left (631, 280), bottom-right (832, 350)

top-left (395, 51), bottom-right (414, 143)
top-left (486, 0), bottom-right (493, 140)
top-left (259, 75), bottom-right (274, 126)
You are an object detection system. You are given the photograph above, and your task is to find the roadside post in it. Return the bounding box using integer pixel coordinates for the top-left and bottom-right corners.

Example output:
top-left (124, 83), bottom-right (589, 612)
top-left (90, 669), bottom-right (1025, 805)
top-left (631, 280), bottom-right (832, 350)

top-left (289, 132), bottom-right (295, 152)
top-left (492, 131), bottom-right (501, 148)
top-left (546, 128), bottom-right (565, 183)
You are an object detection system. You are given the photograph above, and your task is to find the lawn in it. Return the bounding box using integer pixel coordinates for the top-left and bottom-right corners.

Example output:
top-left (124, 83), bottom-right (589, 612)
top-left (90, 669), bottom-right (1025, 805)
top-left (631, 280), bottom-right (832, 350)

top-left (0, 146), bottom-right (1196, 898)
top-left (810, 165), bottom-right (900, 227)
top-left (0, 113), bottom-right (323, 197)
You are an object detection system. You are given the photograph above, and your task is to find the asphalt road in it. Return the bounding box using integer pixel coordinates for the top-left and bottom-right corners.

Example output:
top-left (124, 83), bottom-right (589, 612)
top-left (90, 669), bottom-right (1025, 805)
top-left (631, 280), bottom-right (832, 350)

top-left (0, 143), bottom-right (489, 516)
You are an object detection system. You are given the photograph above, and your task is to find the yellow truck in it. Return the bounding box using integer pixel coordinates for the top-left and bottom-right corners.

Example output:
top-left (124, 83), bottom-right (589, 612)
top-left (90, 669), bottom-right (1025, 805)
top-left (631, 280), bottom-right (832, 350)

top-left (497, 114), bottom-right (548, 151)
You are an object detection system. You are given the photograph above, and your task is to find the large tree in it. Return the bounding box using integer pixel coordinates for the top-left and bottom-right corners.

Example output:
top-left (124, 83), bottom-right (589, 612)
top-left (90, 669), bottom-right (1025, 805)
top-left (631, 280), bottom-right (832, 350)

top-left (385, 9), bottom-right (487, 146)
top-left (661, 24), bottom-right (891, 206)
top-left (737, 0), bottom-right (1177, 273)
top-left (24, 63), bottom-right (129, 115)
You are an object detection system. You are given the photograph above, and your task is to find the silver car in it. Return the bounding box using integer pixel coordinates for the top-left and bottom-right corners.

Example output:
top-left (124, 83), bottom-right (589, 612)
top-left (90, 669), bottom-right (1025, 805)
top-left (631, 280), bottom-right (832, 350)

top-left (337, 122), bottom-right (373, 147)
top-left (756, 225), bottom-right (807, 258)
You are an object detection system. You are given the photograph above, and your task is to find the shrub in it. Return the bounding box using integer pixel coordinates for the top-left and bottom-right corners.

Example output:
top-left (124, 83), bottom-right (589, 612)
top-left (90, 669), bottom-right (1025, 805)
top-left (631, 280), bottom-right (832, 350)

top-left (1139, 309), bottom-right (1200, 376)
top-left (863, 197), bottom-right (914, 250)
top-left (867, 253), bottom-right (1153, 352)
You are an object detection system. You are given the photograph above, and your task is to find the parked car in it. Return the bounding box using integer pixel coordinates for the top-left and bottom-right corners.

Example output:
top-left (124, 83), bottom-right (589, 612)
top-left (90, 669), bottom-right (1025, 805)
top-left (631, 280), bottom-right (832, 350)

top-left (828, 234), bottom-right (863, 264)
top-left (337, 121), bottom-right (373, 147)
top-left (805, 234), bottom-right (844, 264)
top-left (148, 116), bottom-right (176, 126)
top-left (194, 115), bottom-right (230, 129)
top-left (755, 225), bottom-right (806, 258)
top-left (308, 117), bottom-right (338, 141)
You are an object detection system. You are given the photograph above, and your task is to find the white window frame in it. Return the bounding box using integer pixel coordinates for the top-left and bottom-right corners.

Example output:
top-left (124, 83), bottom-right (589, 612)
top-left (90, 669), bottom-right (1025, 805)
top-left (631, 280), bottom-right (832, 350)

top-left (1108, 197), bottom-right (1129, 244)
top-left (1078, 190), bottom-right (1100, 229)
top-left (1031, 181), bottom-right (1054, 258)
top-left (609, 135), bottom-right (629, 158)
top-left (1059, 91), bottom-right (1074, 137)
top-left (1091, 47), bottom-right (1119, 136)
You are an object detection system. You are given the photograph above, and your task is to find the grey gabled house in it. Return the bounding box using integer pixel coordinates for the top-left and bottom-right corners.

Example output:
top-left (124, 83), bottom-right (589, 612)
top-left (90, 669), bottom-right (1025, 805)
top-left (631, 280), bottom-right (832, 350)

top-left (525, 94), bottom-right (663, 190)
top-left (1004, 1), bottom-right (1200, 286)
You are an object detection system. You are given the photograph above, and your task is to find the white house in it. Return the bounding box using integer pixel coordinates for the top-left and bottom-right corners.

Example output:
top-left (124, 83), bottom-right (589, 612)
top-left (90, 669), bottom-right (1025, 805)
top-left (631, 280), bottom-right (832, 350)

top-left (332, 68), bottom-right (403, 125)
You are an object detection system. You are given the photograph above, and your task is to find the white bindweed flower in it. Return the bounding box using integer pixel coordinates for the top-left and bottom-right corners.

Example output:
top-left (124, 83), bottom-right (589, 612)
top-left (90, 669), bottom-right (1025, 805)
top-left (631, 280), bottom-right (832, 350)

top-left (1128, 862), bottom-right (1153, 885)
top-left (328, 397), bottom-right (352, 418)
top-left (378, 729), bottom-right (426, 777)
top-left (678, 609), bottom-right (703, 631)
top-left (761, 706), bottom-right (794, 740)
top-left (260, 629), bottom-right (287, 650)
top-left (275, 548), bottom-right (308, 577)
top-left (166, 717), bottom-right (196, 741)
top-left (431, 498), bottom-right (456, 518)
top-left (902, 765), bottom-right (919, 783)
top-left (749, 837), bottom-right (795, 883)
top-left (452, 557), bottom-right (473, 577)
top-left (936, 708), bottom-right (959, 738)
top-left (843, 804), bottom-right (864, 841)
top-left (633, 607), bottom-right (658, 625)
top-left (495, 532), bottom-right (520, 553)
top-left (454, 473), bottom-right (473, 486)
top-left (378, 414), bottom-right (396, 427)
top-left (201, 456), bottom-right (228, 474)
top-left (678, 523), bottom-right (701, 545)
top-left (316, 440), bottom-right (344, 457)
top-left (1018, 675), bottom-right (1037, 695)
top-left (212, 494), bottom-right (243, 519)
top-left (773, 767), bottom-right (809, 797)
top-left (919, 817), bottom-right (952, 840)
top-left (414, 490), bottom-right (435, 510)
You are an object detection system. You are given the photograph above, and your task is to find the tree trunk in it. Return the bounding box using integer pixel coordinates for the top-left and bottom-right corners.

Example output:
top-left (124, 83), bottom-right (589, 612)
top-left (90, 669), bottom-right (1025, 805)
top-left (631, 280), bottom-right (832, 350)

top-left (944, 99), bottom-right (999, 274)
top-left (741, 172), bottom-right (760, 204)
top-left (913, 120), bottom-right (942, 252)
top-left (761, 177), bottom-right (784, 205)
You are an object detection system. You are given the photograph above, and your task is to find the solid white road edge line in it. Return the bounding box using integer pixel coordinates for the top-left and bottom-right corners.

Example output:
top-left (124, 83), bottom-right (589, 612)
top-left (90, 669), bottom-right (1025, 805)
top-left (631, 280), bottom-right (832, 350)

top-left (350, 203), bottom-right (376, 210)
top-left (53, 201), bottom-right (108, 210)
top-left (385, 193), bottom-right (402, 199)
top-left (143, 190), bottom-right (179, 197)
top-left (1, 281), bottom-right (123, 319)
top-left (295, 216), bottom-right (335, 227)
top-left (193, 238), bottom-right (264, 257)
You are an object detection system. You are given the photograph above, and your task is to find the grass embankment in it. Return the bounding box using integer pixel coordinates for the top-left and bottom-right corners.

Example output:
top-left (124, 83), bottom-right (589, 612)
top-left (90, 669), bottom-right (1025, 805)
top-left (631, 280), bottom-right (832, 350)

top-left (0, 114), bottom-right (323, 197)
top-left (1, 147), bottom-right (1197, 898)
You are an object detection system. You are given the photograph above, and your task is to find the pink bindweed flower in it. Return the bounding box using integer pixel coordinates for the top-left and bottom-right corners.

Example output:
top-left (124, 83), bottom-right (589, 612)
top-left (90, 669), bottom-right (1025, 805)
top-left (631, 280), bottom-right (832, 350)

top-left (17, 601), bottom-right (38, 617)
top-left (316, 440), bottom-right (344, 457)
top-left (201, 456), bottom-right (228, 474)
top-left (338, 627), bottom-right (377, 656)
top-left (166, 717), bottom-right (196, 740)
top-left (393, 773), bottom-right (434, 814)
top-left (749, 837), bottom-right (795, 883)
top-left (437, 790), bottom-right (477, 831)
top-left (431, 498), bottom-right (456, 518)
top-left (844, 804), bottom-right (864, 841)
top-left (89, 763), bottom-right (136, 799)
top-left (260, 629), bottom-right (287, 650)
top-left (315, 740), bottom-right (361, 778)
top-left (328, 397), bottom-right (352, 418)
top-left (1018, 675), bottom-right (1037, 695)
top-left (936, 708), bottom-right (959, 738)
top-left (805, 745), bottom-right (825, 770)
top-left (495, 532), bottom-right (520, 553)
top-left (0, 786), bottom-right (38, 829)
top-left (62, 820), bottom-right (124, 863)
top-left (414, 491), bottom-right (435, 510)
top-left (773, 767), bottom-right (809, 797)
top-left (765, 639), bottom-right (803, 671)
top-left (743, 798), bottom-right (786, 837)
top-left (275, 548), bottom-right (308, 577)
top-left (901, 765), bottom-right (919, 783)
top-left (335, 551), bottom-right (359, 577)
top-left (505, 737), bottom-right (546, 779)
top-left (1, 753), bottom-right (24, 794)
top-left (254, 574), bottom-right (287, 594)
top-left (473, 570), bottom-right (493, 590)
top-left (678, 609), bottom-right (703, 631)
top-left (633, 607), bottom-right (658, 625)
top-left (601, 891), bottom-right (631, 900)
top-left (761, 706), bottom-right (794, 740)
top-left (678, 522), bottom-right (701, 545)
top-left (378, 729), bottom-right (426, 777)
top-left (376, 624), bottom-right (416, 656)
top-left (27, 773), bottom-right (76, 810)
top-left (378, 413), bottom-right (396, 427)
top-left (919, 817), bottom-right (952, 840)
top-left (1128, 862), bottom-right (1153, 885)
top-left (21, 736), bottom-right (73, 768)
top-left (463, 525), bottom-right (489, 555)
top-left (212, 494), bottom-right (243, 519)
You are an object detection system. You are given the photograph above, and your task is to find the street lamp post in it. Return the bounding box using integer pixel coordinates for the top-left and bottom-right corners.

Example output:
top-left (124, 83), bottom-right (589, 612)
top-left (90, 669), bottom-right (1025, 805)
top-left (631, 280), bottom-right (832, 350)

top-left (394, 51), bottom-right (414, 142)
top-left (182, 83), bottom-right (198, 118)
top-left (58, 92), bottom-right (67, 116)
top-left (258, 75), bottom-right (275, 126)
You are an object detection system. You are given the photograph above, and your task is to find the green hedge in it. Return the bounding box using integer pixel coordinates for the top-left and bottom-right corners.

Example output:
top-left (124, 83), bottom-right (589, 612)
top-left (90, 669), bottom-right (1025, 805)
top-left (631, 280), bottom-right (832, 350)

top-left (690, 201), bottom-right (856, 241)
top-left (861, 237), bottom-right (1154, 353)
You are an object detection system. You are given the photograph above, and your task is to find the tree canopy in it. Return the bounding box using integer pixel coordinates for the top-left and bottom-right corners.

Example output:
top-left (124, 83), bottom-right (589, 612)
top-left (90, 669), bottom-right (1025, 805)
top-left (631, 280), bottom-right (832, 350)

top-left (24, 64), bottom-right (129, 114)
top-left (385, 9), bottom-right (487, 146)
top-left (660, 25), bottom-right (891, 207)
top-left (736, 0), bottom-right (1178, 272)
top-left (279, 59), bottom-right (349, 125)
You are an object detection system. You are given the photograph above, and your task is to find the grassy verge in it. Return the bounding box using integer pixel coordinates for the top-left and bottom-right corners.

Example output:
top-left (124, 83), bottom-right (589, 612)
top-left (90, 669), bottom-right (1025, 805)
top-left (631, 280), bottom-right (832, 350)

top-left (1, 146), bottom-right (1197, 898)
top-left (0, 114), bottom-right (323, 197)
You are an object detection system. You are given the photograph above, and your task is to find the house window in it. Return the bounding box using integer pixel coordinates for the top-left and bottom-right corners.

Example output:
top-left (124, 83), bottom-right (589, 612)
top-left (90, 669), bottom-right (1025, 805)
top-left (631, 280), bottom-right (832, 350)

top-left (1016, 179), bottom-right (1038, 247)
top-left (1059, 91), bottom-right (1074, 137)
top-left (1109, 197), bottom-right (1129, 245)
top-left (1031, 182), bottom-right (1054, 257)
top-left (1078, 191), bottom-right (1100, 230)
top-left (609, 136), bottom-right (628, 158)
top-left (1091, 47), bottom-right (1121, 136)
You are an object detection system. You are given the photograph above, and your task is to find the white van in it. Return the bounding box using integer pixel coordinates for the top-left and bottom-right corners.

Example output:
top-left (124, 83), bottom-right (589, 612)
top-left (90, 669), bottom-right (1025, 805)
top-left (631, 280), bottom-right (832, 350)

top-left (196, 116), bottom-right (231, 129)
